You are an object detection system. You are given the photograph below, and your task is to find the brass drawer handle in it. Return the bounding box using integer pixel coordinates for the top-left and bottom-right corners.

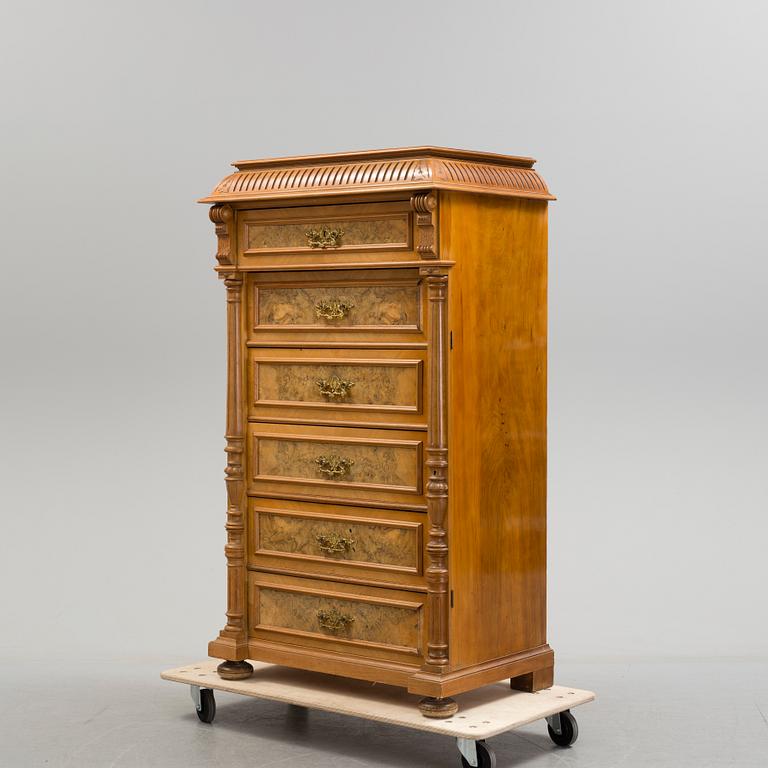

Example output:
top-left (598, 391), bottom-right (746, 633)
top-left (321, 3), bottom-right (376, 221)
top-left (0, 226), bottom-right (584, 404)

top-left (317, 608), bottom-right (354, 632)
top-left (315, 298), bottom-right (355, 320)
top-left (316, 532), bottom-right (356, 554)
top-left (306, 226), bottom-right (344, 249)
top-left (316, 376), bottom-right (355, 399)
top-left (315, 455), bottom-right (354, 479)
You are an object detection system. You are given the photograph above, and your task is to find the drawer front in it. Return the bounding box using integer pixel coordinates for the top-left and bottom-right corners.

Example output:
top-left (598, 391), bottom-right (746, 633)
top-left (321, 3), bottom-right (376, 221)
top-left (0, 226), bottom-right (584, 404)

top-left (249, 348), bottom-right (425, 427)
top-left (238, 201), bottom-right (413, 267)
top-left (249, 573), bottom-right (426, 662)
top-left (249, 269), bottom-right (425, 343)
top-left (248, 498), bottom-right (425, 588)
top-left (259, 513), bottom-right (418, 568)
top-left (249, 424), bottom-right (424, 505)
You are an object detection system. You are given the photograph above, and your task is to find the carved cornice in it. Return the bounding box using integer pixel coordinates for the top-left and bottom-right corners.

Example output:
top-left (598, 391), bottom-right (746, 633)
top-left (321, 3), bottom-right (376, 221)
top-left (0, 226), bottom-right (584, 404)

top-left (200, 147), bottom-right (553, 204)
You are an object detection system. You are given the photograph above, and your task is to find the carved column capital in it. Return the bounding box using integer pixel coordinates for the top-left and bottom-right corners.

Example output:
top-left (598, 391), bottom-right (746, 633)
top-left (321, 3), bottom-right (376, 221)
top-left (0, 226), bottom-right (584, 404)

top-left (411, 192), bottom-right (439, 259)
top-left (221, 270), bottom-right (243, 302)
top-left (210, 204), bottom-right (235, 267)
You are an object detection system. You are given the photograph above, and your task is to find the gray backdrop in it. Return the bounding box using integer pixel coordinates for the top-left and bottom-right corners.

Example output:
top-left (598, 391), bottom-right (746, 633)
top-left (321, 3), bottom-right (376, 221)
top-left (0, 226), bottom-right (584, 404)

top-left (1, 0), bottom-right (766, 666)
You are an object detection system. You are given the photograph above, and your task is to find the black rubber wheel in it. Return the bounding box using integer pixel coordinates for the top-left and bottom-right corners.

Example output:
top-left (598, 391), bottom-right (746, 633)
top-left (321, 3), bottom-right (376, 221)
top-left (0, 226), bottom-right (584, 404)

top-left (460, 740), bottom-right (496, 768)
top-left (547, 710), bottom-right (578, 747)
top-left (196, 688), bottom-right (216, 724)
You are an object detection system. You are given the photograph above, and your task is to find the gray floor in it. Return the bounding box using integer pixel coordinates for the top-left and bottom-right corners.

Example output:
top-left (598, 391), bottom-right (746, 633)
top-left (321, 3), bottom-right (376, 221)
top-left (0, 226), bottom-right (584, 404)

top-left (2, 659), bottom-right (766, 767)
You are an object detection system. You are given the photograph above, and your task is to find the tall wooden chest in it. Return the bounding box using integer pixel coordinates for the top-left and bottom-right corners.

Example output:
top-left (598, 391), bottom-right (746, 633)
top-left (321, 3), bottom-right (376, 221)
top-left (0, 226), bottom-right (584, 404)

top-left (200, 147), bottom-right (554, 716)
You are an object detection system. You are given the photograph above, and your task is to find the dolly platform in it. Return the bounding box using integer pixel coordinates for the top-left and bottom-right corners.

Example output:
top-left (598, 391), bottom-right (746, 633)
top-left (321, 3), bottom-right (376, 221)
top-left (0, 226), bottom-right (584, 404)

top-left (162, 660), bottom-right (594, 767)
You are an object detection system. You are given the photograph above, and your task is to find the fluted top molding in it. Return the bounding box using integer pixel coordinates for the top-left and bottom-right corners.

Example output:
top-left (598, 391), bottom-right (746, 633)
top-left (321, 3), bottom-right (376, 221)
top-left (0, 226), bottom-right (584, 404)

top-left (200, 146), bottom-right (554, 203)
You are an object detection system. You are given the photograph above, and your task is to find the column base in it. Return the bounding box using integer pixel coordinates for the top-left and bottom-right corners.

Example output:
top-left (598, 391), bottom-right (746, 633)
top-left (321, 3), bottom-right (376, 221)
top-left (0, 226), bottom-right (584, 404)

top-left (217, 660), bottom-right (254, 680)
top-left (418, 696), bottom-right (459, 718)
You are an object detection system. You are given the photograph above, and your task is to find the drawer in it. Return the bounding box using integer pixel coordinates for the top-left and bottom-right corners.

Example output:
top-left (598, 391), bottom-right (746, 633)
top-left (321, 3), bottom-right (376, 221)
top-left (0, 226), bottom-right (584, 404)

top-left (248, 572), bottom-right (426, 663)
top-left (248, 498), bottom-right (425, 589)
top-left (248, 423), bottom-right (425, 508)
top-left (249, 348), bottom-right (426, 428)
top-left (238, 201), bottom-right (414, 268)
top-left (247, 268), bottom-right (426, 345)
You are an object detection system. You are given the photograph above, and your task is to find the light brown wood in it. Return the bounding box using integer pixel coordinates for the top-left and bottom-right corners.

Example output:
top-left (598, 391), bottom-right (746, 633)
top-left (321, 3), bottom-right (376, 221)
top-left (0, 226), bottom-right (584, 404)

top-left (200, 146), bottom-right (553, 204)
top-left (210, 205), bottom-right (234, 266)
top-left (408, 645), bottom-right (554, 698)
top-left (259, 513), bottom-right (416, 566)
top-left (250, 498), bottom-right (423, 583)
top-left (411, 192), bottom-right (439, 259)
top-left (248, 347), bottom-right (425, 428)
top-left (248, 572), bottom-right (426, 664)
top-left (203, 146), bottom-right (555, 714)
top-left (510, 665), bottom-right (554, 692)
top-left (249, 423), bottom-right (425, 506)
top-left (248, 268), bottom-right (425, 345)
top-left (247, 497), bottom-right (427, 591)
top-left (442, 192), bottom-right (549, 672)
top-left (245, 639), bottom-right (419, 687)
top-left (242, 201), bottom-right (411, 253)
top-left (207, 272), bottom-right (250, 663)
top-left (238, 201), bottom-right (416, 268)
top-left (421, 265), bottom-right (450, 673)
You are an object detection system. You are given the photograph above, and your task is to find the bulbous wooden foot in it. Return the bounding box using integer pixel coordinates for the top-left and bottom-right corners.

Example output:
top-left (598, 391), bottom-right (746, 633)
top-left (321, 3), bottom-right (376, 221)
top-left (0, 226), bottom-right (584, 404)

top-left (216, 660), bottom-right (254, 680)
top-left (418, 696), bottom-right (459, 718)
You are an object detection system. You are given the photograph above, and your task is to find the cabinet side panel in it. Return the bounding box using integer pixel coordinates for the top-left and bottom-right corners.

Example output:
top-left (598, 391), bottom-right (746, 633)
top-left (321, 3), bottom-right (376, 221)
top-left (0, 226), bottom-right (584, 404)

top-left (445, 192), bottom-right (548, 669)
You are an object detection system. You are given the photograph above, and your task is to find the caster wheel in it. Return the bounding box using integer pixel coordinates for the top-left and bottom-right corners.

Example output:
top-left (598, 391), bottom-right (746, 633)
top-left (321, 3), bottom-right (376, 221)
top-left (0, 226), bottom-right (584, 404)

top-left (459, 740), bottom-right (496, 768)
top-left (196, 688), bottom-right (216, 724)
top-left (547, 710), bottom-right (578, 747)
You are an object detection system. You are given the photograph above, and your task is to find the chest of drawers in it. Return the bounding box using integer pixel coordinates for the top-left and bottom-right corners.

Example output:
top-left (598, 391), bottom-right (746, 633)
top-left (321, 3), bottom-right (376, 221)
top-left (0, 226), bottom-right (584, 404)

top-left (200, 147), bottom-right (555, 717)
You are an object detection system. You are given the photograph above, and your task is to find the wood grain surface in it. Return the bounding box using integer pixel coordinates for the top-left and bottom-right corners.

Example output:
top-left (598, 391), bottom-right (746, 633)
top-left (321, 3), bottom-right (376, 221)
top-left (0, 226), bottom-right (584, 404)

top-left (237, 201), bottom-right (415, 267)
top-left (257, 510), bottom-right (419, 569)
top-left (247, 497), bottom-right (426, 590)
top-left (248, 572), bottom-right (426, 664)
top-left (249, 423), bottom-right (425, 506)
top-left (442, 191), bottom-right (549, 668)
top-left (200, 146), bottom-right (554, 204)
top-left (248, 347), bottom-right (426, 429)
top-left (255, 435), bottom-right (419, 489)
top-left (247, 216), bottom-right (408, 251)
top-left (256, 282), bottom-right (420, 329)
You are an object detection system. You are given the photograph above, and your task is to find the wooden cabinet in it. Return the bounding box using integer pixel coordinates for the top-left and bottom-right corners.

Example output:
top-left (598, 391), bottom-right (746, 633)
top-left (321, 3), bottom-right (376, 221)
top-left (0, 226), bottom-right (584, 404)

top-left (202, 146), bottom-right (555, 716)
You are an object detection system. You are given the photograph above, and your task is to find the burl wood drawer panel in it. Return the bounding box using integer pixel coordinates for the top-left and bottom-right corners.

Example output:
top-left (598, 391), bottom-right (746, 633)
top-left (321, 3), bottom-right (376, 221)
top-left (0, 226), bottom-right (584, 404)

top-left (248, 348), bottom-right (425, 428)
top-left (248, 423), bottom-right (425, 508)
top-left (248, 572), bottom-right (426, 663)
top-left (238, 201), bottom-right (413, 268)
top-left (248, 497), bottom-right (425, 589)
top-left (247, 268), bottom-right (426, 345)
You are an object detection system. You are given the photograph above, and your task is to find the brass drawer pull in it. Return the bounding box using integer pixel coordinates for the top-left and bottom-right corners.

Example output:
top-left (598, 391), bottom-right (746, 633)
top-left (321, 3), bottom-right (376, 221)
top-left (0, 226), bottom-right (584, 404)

top-left (315, 298), bottom-right (355, 320)
top-left (306, 226), bottom-right (344, 249)
top-left (315, 455), bottom-right (354, 479)
top-left (316, 532), bottom-right (356, 554)
top-left (316, 376), bottom-right (355, 399)
top-left (317, 608), bottom-right (354, 632)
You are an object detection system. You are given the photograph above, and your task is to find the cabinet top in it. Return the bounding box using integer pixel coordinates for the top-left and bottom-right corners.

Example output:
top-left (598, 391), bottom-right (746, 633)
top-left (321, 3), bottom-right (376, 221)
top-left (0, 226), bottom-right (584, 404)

top-left (200, 146), bottom-right (554, 204)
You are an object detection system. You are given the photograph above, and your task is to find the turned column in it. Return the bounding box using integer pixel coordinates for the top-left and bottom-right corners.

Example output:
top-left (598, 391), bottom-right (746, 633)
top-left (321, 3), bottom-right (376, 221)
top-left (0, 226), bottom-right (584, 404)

top-left (417, 265), bottom-right (456, 718)
top-left (208, 204), bottom-right (252, 680)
